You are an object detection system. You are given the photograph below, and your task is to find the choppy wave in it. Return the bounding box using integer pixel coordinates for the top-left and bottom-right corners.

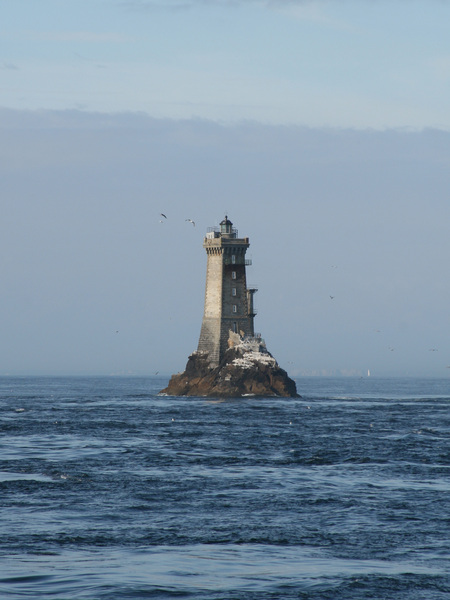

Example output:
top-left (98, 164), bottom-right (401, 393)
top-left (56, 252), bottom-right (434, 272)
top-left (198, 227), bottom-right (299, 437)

top-left (0, 376), bottom-right (449, 599)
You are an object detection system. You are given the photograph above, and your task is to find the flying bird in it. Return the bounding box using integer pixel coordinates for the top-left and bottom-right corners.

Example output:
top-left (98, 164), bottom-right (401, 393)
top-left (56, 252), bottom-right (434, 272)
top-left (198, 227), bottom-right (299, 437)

top-left (329, 295), bottom-right (335, 300)
top-left (186, 219), bottom-right (195, 226)
top-left (160, 213), bottom-right (167, 219)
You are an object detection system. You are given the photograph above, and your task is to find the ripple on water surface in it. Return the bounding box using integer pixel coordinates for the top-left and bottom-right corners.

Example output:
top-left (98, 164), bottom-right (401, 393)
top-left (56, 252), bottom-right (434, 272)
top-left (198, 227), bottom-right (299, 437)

top-left (1, 545), bottom-right (448, 600)
top-left (0, 377), bottom-right (449, 599)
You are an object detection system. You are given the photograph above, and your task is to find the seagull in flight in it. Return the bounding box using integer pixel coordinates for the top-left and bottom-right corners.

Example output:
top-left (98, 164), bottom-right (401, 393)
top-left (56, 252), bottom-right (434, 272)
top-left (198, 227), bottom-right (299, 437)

top-left (160, 213), bottom-right (167, 219)
top-left (329, 295), bottom-right (335, 300)
top-left (186, 219), bottom-right (195, 226)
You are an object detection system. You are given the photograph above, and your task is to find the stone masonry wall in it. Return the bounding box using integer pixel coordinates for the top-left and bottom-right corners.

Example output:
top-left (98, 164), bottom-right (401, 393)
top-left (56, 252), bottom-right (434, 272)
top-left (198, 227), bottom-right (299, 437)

top-left (198, 236), bottom-right (253, 367)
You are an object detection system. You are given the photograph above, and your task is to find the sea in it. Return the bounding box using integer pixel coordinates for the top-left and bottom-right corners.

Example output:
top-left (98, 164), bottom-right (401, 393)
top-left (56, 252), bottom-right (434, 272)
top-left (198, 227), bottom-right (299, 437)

top-left (0, 376), bottom-right (449, 600)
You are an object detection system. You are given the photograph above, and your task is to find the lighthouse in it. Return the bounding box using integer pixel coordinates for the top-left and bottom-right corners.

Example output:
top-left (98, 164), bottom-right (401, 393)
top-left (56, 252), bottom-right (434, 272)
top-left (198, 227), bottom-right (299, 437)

top-left (160, 215), bottom-right (298, 397)
top-left (197, 216), bottom-right (257, 367)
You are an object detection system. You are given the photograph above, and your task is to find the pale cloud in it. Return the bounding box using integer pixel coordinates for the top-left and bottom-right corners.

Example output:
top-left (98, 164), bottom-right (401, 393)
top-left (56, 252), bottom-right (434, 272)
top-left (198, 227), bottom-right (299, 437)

top-left (2, 0), bottom-right (449, 128)
top-left (1, 61), bottom-right (19, 70)
top-left (0, 29), bottom-right (131, 43)
top-left (115, 0), bottom-right (274, 11)
top-left (117, 0), bottom-right (444, 8)
top-left (269, 1), bottom-right (353, 29)
top-left (28, 31), bottom-right (131, 43)
top-left (117, 0), bottom-right (198, 10)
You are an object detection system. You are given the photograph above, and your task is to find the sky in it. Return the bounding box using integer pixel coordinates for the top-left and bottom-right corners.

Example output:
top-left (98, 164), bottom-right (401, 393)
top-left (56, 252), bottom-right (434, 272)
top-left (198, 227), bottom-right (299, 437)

top-left (1, 0), bottom-right (450, 378)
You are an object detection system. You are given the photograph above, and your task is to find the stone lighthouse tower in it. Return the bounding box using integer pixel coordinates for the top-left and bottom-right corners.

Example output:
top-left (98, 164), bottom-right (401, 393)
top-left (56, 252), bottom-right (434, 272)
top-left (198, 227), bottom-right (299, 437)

top-left (160, 215), bottom-right (298, 398)
top-left (197, 216), bottom-right (257, 367)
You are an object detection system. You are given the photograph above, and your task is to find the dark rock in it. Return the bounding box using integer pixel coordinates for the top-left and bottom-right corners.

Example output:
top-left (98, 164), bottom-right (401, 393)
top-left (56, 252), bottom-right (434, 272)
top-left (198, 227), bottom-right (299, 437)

top-left (160, 337), bottom-right (299, 398)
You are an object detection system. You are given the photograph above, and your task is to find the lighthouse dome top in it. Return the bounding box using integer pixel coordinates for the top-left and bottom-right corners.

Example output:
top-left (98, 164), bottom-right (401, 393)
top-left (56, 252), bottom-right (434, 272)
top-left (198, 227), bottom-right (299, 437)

top-left (220, 215), bottom-right (234, 237)
top-left (205, 216), bottom-right (246, 241)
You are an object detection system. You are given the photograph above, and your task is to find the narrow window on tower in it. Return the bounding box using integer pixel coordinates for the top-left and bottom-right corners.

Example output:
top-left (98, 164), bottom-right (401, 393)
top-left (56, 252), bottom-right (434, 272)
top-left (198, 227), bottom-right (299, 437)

top-left (232, 287), bottom-right (237, 296)
top-left (231, 254), bottom-right (236, 264)
top-left (233, 322), bottom-right (237, 333)
top-left (232, 305), bottom-right (237, 313)
top-left (232, 271), bottom-right (236, 279)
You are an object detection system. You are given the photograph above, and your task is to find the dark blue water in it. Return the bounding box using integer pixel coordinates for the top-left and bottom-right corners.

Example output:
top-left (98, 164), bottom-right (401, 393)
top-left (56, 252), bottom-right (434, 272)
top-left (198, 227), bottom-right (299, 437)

top-left (1, 376), bottom-right (449, 599)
